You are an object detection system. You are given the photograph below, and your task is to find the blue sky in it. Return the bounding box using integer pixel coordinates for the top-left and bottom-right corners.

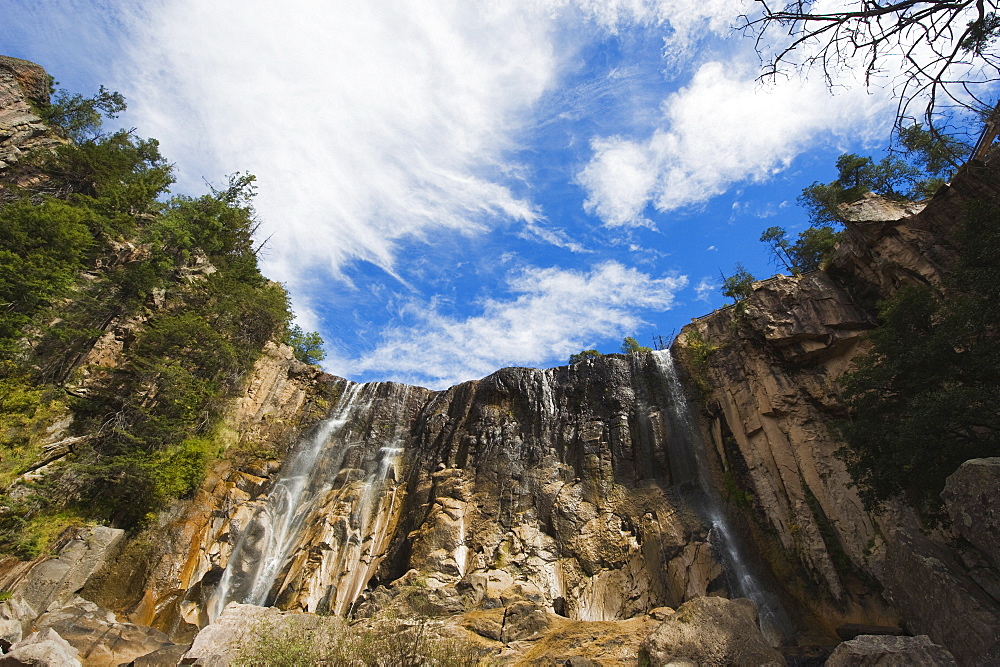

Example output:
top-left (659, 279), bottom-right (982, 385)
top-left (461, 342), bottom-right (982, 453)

top-left (2, 0), bottom-right (903, 388)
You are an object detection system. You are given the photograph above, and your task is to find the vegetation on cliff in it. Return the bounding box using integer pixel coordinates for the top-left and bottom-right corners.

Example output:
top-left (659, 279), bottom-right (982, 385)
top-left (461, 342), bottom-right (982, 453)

top-left (839, 199), bottom-right (1000, 512)
top-left (0, 88), bottom-right (315, 555)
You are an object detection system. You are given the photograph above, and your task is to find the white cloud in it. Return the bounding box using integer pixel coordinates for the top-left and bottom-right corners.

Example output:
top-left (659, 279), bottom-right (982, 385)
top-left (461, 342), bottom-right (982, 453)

top-left (577, 60), bottom-right (893, 227)
top-left (694, 276), bottom-right (717, 301)
top-left (346, 261), bottom-right (687, 388)
top-left (119, 1), bottom-right (568, 293)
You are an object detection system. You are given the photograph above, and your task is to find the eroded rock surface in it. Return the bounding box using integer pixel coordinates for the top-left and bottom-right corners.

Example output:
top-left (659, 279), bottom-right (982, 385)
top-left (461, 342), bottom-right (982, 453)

top-left (0, 56), bottom-right (63, 174)
top-left (640, 596), bottom-right (783, 666)
top-left (942, 458), bottom-right (1000, 570)
top-left (673, 154), bottom-right (1000, 660)
top-left (0, 628), bottom-right (81, 666)
top-left (91, 352), bottom-right (730, 643)
top-left (825, 634), bottom-right (957, 666)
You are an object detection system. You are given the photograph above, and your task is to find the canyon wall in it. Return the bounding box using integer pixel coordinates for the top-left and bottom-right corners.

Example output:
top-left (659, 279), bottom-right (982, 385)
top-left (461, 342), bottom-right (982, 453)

top-left (89, 351), bottom-right (734, 645)
top-left (1, 55), bottom-right (997, 664)
top-left (673, 153), bottom-right (1000, 663)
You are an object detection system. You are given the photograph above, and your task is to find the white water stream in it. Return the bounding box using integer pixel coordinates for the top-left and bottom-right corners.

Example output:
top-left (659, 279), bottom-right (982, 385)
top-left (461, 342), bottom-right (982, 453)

top-left (208, 383), bottom-right (369, 619)
top-left (652, 350), bottom-right (793, 645)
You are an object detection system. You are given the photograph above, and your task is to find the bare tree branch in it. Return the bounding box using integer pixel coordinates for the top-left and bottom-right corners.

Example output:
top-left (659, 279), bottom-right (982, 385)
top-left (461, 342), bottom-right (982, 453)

top-left (740, 0), bottom-right (1000, 142)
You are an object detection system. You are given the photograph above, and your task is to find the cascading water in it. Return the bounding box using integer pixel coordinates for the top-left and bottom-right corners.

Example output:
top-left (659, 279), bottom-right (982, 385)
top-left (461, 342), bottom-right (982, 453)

top-left (652, 350), bottom-right (793, 645)
top-left (208, 383), bottom-right (368, 619)
top-left (207, 381), bottom-right (418, 620)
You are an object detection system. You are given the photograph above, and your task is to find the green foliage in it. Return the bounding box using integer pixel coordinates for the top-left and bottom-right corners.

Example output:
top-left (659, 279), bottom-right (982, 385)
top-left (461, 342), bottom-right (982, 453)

top-left (679, 329), bottom-right (718, 396)
top-left (960, 12), bottom-right (1000, 54)
top-left (283, 324), bottom-right (326, 364)
top-left (0, 199), bottom-right (94, 352)
top-left (568, 349), bottom-right (603, 364)
top-left (38, 85), bottom-right (126, 142)
top-left (0, 86), bottom-right (296, 545)
top-left (35, 130), bottom-right (174, 228)
top-left (799, 127), bottom-right (969, 224)
top-left (838, 201), bottom-right (1000, 513)
top-left (760, 224), bottom-right (842, 274)
top-left (620, 336), bottom-right (651, 354)
top-left (720, 263), bottom-right (755, 303)
top-left (0, 375), bottom-right (68, 487)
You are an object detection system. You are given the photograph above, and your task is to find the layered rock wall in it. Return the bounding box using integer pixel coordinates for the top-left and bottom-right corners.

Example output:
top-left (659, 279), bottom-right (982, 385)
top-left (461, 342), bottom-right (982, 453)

top-left (90, 352), bottom-right (733, 643)
top-left (673, 154), bottom-right (1000, 660)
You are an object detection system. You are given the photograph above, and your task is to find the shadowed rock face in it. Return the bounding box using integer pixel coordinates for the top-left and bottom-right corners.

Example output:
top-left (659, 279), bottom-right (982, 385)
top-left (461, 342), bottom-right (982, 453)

top-left (94, 351), bottom-right (733, 640)
top-left (673, 154), bottom-right (1000, 661)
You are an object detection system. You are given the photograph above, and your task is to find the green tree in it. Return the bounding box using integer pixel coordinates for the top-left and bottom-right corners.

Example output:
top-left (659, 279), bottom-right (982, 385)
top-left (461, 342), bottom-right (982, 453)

top-left (760, 224), bottom-right (842, 274)
top-left (38, 85), bottom-right (126, 142)
top-left (620, 337), bottom-right (651, 354)
top-left (838, 200), bottom-right (1000, 513)
top-left (798, 127), bottom-right (970, 225)
top-left (284, 324), bottom-right (326, 364)
top-left (568, 349), bottom-right (603, 364)
top-left (720, 263), bottom-right (755, 303)
top-left (0, 199), bottom-right (94, 351)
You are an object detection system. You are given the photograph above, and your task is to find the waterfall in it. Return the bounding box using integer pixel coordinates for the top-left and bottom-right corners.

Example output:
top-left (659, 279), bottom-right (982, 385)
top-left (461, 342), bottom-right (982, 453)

top-left (207, 381), bottom-right (419, 620)
top-left (651, 350), bottom-right (793, 645)
top-left (208, 382), bottom-right (368, 619)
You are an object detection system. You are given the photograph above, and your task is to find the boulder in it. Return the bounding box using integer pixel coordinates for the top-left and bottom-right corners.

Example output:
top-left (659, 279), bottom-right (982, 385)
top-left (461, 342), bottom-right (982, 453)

top-left (640, 597), bottom-right (783, 666)
top-left (942, 458), bottom-right (1000, 569)
top-left (0, 628), bottom-right (81, 667)
top-left (825, 634), bottom-right (957, 666)
top-left (881, 525), bottom-right (1000, 665)
top-left (33, 595), bottom-right (172, 667)
top-left (13, 526), bottom-right (124, 618)
top-left (182, 603), bottom-right (321, 666)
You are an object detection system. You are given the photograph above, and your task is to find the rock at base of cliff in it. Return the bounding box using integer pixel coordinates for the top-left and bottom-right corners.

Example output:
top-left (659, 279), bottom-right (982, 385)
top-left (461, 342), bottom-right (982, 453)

top-left (881, 524), bottom-right (1000, 665)
top-left (182, 603), bottom-right (321, 666)
top-left (0, 628), bottom-right (81, 666)
top-left (639, 596), bottom-right (783, 666)
top-left (942, 457), bottom-right (1000, 570)
top-left (825, 634), bottom-right (957, 666)
top-left (33, 595), bottom-right (173, 666)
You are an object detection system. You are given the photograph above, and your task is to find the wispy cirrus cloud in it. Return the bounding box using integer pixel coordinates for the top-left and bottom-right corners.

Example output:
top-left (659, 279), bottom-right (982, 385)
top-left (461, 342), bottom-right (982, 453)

top-left (347, 261), bottom-right (687, 388)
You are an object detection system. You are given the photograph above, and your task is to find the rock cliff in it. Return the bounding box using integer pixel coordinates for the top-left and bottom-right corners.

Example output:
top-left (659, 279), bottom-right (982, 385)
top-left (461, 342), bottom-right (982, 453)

top-left (673, 153), bottom-right (1000, 663)
top-left (1, 55), bottom-right (998, 665)
top-left (88, 352), bottom-right (735, 644)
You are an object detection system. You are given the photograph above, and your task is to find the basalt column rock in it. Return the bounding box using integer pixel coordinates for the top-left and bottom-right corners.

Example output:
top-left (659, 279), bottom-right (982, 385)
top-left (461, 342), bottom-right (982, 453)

top-left (673, 153), bottom-right (1000, 653)
top-left (92, 351), bottom-right (730, 639)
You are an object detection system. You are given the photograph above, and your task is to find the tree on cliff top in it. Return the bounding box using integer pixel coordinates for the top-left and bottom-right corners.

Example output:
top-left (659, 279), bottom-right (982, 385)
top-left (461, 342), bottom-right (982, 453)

top-left (39, 85), bottom-right (126, 142)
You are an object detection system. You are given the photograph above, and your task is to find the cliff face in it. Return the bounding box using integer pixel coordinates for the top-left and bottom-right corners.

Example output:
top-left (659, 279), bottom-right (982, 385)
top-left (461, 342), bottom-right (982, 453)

top-left (673, 154), bottom-right (1000, 663)
top-left (1, 55), bottom-right (997, 665)
top-left (0, 56), bottom-right (63, 177)
top-left (90, 352), bottom-right (730, 647)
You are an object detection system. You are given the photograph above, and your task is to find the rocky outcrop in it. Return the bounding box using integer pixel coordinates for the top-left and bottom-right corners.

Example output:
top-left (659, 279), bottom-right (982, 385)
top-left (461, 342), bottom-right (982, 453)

top-left (181, 603), bottom-right (322, 666)
top-left (673, 153), bottom-right (1000, 658)
top-left (0, 628), bottom-right (81, 667)
top-left (825, 634), bottom-right (957, 666)
top-left (942, 458), bottom-right (1000, 570)
top-left (87, 352), bottom-right (737, 648)
top-left (640, 596), bottom-right (783, 666)
top-left (0, 56), bottom-right (62, 177)
top-left (0, 527), bottom-right (179, 666)
top-left (81, 342), bottom-right (332, 641)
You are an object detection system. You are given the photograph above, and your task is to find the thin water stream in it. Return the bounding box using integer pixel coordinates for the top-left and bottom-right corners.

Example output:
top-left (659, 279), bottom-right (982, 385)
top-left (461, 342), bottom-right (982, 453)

top-left (652, 350), bottom-right (794, 645)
